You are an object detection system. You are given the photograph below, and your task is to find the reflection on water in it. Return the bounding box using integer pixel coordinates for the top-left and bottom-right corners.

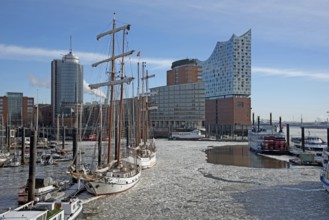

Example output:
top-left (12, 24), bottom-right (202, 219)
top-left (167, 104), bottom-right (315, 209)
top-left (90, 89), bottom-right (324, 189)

top-left (206, 145), bottom-right (289, 168)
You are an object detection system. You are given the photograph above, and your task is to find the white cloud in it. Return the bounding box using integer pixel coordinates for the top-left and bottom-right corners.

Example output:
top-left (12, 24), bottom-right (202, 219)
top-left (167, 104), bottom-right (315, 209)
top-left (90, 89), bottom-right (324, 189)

top-left (28, 75), bottom-right (50, 88)
top-left (253, 67), bottom-right (329, 81)
top-left (27, 73), bottom-right (107, 99)
top-left (83, 80), bottom-right (106, 98)
top-left (0, 44), bottom-right (173, 70)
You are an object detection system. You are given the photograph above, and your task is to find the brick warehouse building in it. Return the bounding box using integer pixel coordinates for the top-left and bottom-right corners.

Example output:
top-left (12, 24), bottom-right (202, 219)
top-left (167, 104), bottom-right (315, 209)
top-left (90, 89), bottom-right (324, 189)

top-left (199, 30), bottom-right (251, 135)
top-left (0, 92), bottom-right (34, 128)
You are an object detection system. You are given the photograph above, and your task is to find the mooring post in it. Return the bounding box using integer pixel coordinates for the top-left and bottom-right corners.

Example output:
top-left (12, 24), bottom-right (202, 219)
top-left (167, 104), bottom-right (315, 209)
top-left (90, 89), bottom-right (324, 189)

top-left (28, 129), bottom-right (36, 202)
top-left (62, 126), bottom-right (65, 149)
top-left (21, 127), bottom-right (25, 165)
top-left (72, 128), bottom-right (77, 169)
top-left (98, 126), bottom-right (102, 168)
top-left (286, 124), bottom-right (290, 147)
top-left (301, 127), bottom-right (305, 152)
top-left (327, 128), bottom-right (329, 148)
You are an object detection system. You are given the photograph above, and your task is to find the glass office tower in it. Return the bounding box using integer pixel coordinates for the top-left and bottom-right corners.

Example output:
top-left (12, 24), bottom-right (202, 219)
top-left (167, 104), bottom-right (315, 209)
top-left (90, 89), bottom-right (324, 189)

top-left (51, 50), bottom-right (83, 125)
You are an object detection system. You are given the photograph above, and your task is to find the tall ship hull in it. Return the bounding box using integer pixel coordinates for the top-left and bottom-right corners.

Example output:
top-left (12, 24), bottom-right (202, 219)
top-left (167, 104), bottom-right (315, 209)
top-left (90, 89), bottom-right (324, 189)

top-left (83, 16), bottom-right (141, 197)
top-left (85, 164), bottom-right (141, 196)
top-left (138, 152), bottom-right (156, 169)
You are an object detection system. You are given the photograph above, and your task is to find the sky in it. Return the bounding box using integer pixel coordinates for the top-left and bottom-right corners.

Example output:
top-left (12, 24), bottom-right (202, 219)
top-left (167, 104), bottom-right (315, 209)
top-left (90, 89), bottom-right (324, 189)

top-left (1, 0), bottom-right (329, 123)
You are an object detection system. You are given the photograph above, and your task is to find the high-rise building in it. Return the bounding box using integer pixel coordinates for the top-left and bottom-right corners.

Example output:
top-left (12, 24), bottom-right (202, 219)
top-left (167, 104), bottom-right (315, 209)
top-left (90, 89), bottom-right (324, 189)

top-left (51, 50), bottom-right (83, 125)
top-left (167, 59), bottom-right (202, 86)
top-left (199, 30), bottom-right (251, 133)
top-left (150, 59), bottom-right (205, 136)
top-left (0, 92), bottom-right (34, 128)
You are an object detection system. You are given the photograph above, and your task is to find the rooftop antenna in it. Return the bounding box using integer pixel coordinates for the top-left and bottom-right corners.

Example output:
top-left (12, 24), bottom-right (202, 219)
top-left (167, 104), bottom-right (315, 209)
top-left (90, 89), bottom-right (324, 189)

top-left (69, 35), bottom-right (72, 53)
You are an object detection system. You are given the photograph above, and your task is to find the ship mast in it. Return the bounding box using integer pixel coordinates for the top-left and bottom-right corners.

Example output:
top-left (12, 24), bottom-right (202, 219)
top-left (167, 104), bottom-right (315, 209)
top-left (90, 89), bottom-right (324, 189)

top-left (89, 14), bottom-right (134, 165)
top-left (117, 21), bottom-right (127, 165)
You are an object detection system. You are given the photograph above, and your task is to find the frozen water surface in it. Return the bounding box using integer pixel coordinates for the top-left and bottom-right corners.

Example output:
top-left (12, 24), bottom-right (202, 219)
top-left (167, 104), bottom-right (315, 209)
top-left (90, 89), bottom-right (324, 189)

top-left (81, 139), bottom-right (329, 220)
top-left (0, 139), bottom-right (328, 219)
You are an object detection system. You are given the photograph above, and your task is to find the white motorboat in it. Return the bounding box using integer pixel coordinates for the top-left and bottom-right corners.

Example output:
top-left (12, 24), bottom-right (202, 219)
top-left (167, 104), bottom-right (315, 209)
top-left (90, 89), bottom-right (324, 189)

top-left (18, 177), bottom-right (64, 204)
top-left (0, 197), bottom-right (82, 220)
top-left (169, 128), bottom-right (205, 140)
top-left (292, 136), bottom-right (327, 152)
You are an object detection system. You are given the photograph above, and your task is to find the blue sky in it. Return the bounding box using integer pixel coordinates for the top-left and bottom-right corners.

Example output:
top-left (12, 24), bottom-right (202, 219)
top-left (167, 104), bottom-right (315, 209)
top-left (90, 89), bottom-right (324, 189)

top-left (1, 0), bottom-right (329, 123)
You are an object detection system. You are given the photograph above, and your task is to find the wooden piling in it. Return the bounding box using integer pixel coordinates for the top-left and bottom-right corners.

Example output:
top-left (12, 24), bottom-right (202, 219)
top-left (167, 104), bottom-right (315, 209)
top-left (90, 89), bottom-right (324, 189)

top-left (28, 130), bottom-right (36, 202)
top-left (98, 126), bottom-right (102, 167)
top-left (301, 127), bottom-right (305, 152)
top-left (21, 127), bottom-right (25, 165)
top-left (286, 124), bottom-right (290, 147)
top-left (327, 128), bottom-right (329, 148)
top-left (72, 128), bottom-right (77, 169)
top-left (62, 126), bottom-right (65, 149)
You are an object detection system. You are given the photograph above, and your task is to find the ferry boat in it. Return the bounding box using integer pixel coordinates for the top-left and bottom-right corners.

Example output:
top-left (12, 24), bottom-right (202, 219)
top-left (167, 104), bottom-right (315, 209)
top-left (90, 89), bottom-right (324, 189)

top-left (248, 125), bottom-right (289, 154)
top-left (0, 197), bottom-right (82, 220)
top-left (169, 128), bottom-right (205, 140)
top-left (291, 136), bottom-right (327, 152)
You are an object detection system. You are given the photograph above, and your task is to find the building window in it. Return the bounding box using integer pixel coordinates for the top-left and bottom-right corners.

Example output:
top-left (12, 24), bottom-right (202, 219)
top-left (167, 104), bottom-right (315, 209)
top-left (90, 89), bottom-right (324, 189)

top-left (237, 102), bottom-right (244, 107)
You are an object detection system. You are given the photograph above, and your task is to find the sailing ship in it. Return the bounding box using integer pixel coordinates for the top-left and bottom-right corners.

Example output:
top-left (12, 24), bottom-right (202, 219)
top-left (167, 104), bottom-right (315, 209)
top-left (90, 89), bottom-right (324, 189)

top-left (83, 15), bottom-right (141, 195)
top-left (134, 63), bottom-right (157, 169)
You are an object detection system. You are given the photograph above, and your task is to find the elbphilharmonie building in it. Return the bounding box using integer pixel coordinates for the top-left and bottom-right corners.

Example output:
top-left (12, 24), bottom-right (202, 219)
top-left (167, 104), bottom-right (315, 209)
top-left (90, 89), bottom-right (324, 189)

top-left (199, 30), bottom-right (251, 133)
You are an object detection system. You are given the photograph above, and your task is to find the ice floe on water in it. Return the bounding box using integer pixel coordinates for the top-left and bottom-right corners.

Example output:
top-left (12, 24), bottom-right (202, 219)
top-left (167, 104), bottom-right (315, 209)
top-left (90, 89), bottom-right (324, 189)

top-left (81, 139), bottom-right (329, 220)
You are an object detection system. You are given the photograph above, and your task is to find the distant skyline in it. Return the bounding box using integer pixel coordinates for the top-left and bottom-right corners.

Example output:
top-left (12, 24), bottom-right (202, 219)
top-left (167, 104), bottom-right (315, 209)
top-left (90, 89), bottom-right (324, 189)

top-left (1, 0), bottom-right (329, 122)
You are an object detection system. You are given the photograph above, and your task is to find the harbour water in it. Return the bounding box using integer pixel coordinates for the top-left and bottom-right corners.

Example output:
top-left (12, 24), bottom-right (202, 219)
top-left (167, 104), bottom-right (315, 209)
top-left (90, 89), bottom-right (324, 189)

top-left (1, 126), bottom-right (329, 219)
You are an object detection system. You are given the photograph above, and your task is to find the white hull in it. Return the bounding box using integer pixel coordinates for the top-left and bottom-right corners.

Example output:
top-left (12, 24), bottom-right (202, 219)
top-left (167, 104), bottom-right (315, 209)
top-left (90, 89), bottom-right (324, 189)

top-left (248, 126), bottom-right (288, 154)
top-left (85, 167), bottom-right (141, 196)
top-left (138, 152), bottom-right (156, 169)
top-left (170, 129), bottom-right (204, 140)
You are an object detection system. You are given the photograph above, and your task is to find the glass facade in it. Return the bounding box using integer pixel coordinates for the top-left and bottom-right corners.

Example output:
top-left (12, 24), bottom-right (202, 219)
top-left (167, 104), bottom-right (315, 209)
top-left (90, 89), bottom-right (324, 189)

top-left (149, 82), bottom-right (205, 129)
top-left (7, 92), bottom-right (23, 127)
top-left (51, 51), bottom-right (83, 124)
top-left (199, 30), bottom-right (251, 100)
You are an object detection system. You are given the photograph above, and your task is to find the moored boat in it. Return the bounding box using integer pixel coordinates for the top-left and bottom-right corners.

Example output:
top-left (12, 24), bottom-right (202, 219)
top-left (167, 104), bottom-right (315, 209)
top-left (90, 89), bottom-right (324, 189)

top-left (18, 177), bottom-right (64, 204)
top-left (169, 128), bottom-right (205, 140)
top-left (291, 136), bottom-right (327, 152)
top-left (134, 140), bottom-right (157, 169)
top-left (0, 197), bottom-right (82, 220)
top-left (83, 15), bottom-right (141, 196)
top-left (248, 125), bottom-right (289, 154)
top-left (85, 160), bottom-right (141, 196)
